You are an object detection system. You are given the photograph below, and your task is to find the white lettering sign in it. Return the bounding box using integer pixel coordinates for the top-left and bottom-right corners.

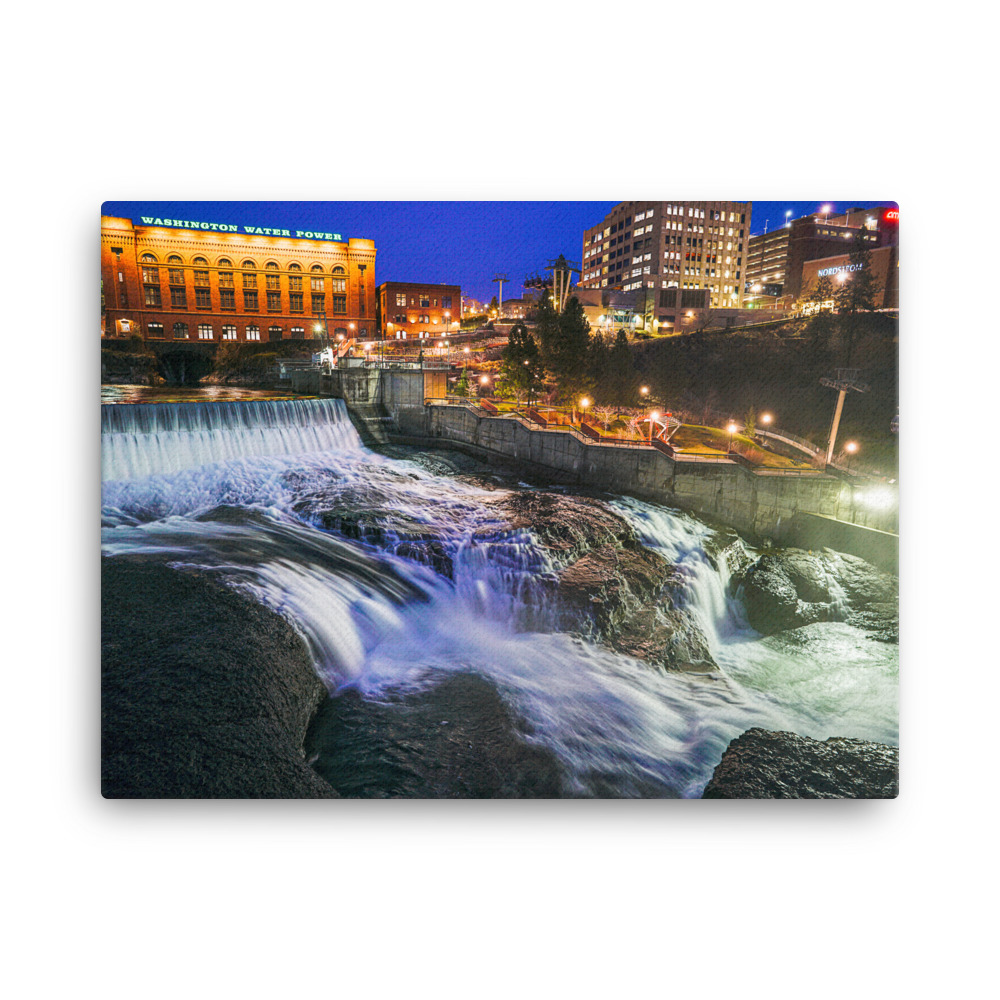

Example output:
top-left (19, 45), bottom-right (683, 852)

top-left (138, 217), bottom-right (343, 241)
top-left (819, 263), bottom-right (864, 277)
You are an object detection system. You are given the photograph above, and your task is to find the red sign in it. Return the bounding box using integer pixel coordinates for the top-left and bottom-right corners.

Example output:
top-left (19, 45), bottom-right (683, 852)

top-left (884, 209), bottom-right (899, 222)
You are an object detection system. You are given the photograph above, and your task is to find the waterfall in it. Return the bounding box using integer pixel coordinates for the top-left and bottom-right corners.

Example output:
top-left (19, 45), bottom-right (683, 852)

top-left (101, 398), bottom-right (362, 482)
top-left (101, 394), bottom-right (898, 796)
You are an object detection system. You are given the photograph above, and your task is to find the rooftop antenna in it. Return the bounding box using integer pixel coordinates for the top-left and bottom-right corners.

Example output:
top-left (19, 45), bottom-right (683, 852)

top-left (819, 368), bottom-right (870, 466)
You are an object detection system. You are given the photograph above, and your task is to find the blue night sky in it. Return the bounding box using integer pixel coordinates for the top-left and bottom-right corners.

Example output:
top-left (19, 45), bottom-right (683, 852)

top-left (101, 199), bottom-right (892, 303)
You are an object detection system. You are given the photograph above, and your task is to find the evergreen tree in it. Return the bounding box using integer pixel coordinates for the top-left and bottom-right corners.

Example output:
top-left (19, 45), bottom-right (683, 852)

top-left (498, 321), bottom-right (543, 405)
top-left (834, 227), bottom-right (883, 365)
top-left (454, 366), bottom-right (471, 399)
top-left (488, 295), bottom-right (500, 316)
top-left (534, 292), bottom-right (561, 369)
top-left (549, 296), bottom-right (594, 412)
top-left (604, 328), bottom-right (639, 409)
top-left (587, 333), bottom-right (611, 399)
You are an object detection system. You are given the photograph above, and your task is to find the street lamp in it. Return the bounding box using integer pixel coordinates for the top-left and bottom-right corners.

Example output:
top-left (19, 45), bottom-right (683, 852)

top-left (640, 385), bottom-right (649, 398)
top-left (845, 440), bottom-right (858, 472)
top-left (649, 410), bottom-right (660, 444)
top-left (579, 396), bottom-right (590, 425)
top-left (727, 421), bottom-right (738, 452)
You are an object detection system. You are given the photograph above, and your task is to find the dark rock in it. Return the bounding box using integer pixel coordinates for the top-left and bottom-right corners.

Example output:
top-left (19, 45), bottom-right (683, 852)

top-left (393, 539), bottom-right (454, 579)
top-left (305, 672), bottom-right (566, 798)
top-left (702, 727), bottom-right (899, 798)
top-left (102, 558), bottom-right (337, 798)
top-left (738, 547), bottom-right (897, 641)
top-left (487, 491), bottom-right (717, 673)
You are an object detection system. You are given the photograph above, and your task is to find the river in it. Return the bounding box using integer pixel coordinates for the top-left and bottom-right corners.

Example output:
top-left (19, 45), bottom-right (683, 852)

top-left (100, 393), bottom-right (898, 797)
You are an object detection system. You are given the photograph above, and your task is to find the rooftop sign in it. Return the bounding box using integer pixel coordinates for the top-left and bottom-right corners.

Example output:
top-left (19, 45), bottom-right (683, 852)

top-left (138, 216), bottom-right (344, 241)
top-left (819, 263), bottom-right (864, 277)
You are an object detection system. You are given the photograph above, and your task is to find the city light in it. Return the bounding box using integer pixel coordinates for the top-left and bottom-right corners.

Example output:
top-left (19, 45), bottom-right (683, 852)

top-left (845, 441), bottom-right (858, 454)
top-left (761, 412), bottom-right (773, 425)
top-left (580, 397), bottom-right (591, 409)
top-left (640, 386), bottom-right (649, 396)
top-left (480, 375), bottom-right (489, 385)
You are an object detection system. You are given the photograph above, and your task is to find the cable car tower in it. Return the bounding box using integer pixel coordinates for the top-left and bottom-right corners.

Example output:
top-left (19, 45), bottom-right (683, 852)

top-left (546, 254), bottom-right (580, 313)
top-left (492, 274), bottom-right (510, 316)
top-left (819, 368), bottom-right (869, 466)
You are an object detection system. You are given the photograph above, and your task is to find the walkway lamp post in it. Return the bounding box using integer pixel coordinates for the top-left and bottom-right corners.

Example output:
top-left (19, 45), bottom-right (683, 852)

top-left (727, 420), bottom-right (738, 452)
top-left (649, 410), bottom-right (660, 444)
top-left (845, 440), bottom-right (858, 472)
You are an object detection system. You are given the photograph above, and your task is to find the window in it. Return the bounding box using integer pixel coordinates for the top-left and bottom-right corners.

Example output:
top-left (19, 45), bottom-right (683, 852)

top-left (442, 296), bottom-right (452, 308)
top-left (147, 321), bottom-right (164, 338)
top-left (141, 264), bottom-right (159, 284)
top-left (311, 264), bottom-right (323, 273)
top-left (218, 270), bottom-right (234, 287)
top-left (168, 267), bottom-right (184, 285)
top-left (195, 288), bottom-right (212, 309)
top-left (289, 293), bottom-right (304, 312)
top-left (289, 274), bottom-right (302, 292)
top-left (267, 291), bottom-right (281, 311)
top-left (220, 288), bottom-right (235, 309)
top-left (243, 271), bottom-right (257, 289)
top-left (197, 324), bottom-right (213, 340)
top-left (243, 289), bottom-right (259, 310)
top-left (193, 256), bottom-right (207, 266)
top-left (420, 295), bottom-right (430, 307)
top-left (144, 283), bottom-right (161, 307)
top-left (310, 293), bottom-right (325, 314)
top-left (170, 287), bottom-right (186, 308)
top-left (266, 272), bottom-right (280, 290)
top-left (291, 326), bottom-right (305, 337)
top-left (310, 276), bottom-right (325, 292)
top-left (194, 269), bottom-right (210, 286)
top-left (331, 278), bottom-right (346, 293)
top-left (332, 265), bottom-right (346, 275)
top-left (245, 325), bottom-right (260, 341)
top-left (218, 258), bottom-right (233, 267)
top-left (331, 295), bottom-right (346, 314)
top-left (172, 322), bottom-right (188, 339)
top-left (265, 261), bottom-right (279, 271)
top-left (268, 326), bottom-right (283, 341)
top-left (221, 325), bottom-right (237, 340)
top-left (396, 292), bottom-right (407, 307)
top-left (288, 263), bottom-right (301, 272)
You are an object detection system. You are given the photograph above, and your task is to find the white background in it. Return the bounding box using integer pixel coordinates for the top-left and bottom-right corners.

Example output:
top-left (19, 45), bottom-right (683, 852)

top-left (2, 3), bottom-right (995, 998)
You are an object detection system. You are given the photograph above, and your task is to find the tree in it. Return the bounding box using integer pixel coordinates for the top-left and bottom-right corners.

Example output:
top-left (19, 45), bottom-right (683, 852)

top-left (454, 366), bottom-right (472, 399)
top-left (498, 321), bottom-right (543, 406)
top-left (834, 227), bottom-right (883, 365)
top-left (804, 274), bottom-right (835, 311)
top-left (604, 328), bottom-right (639, 410)
top-left (744, 404), bottom-right (756, 440)
top-left (546, 296), bottom-right (594, 415)
top-left (487, 295), bottom-right (499, 317)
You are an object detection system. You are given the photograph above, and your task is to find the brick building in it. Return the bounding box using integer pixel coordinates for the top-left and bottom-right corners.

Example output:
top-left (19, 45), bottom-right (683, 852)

top-left (101, 214), bottom-right (377, 344)
top-left (799, 244), bottom-right (899, 311)
top-left (376, 281), bottom-right (461, 340)
top-left (745, 204), bottom-right (897, 305)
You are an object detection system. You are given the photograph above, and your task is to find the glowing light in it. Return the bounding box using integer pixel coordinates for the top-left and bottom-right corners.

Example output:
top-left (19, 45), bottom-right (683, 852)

top-left (845, 441), bottom-right (858, 454)
top-left (480, 376), bottom-right (489, 385)
top-left (640, 386), bottom-right (649, 396)
top-left (580, 397), bottom-right (591, 408)
top-left (727, 422), bottom-right (738, 434)
top-left (651, 411), bottom-right (661, 421)
top-left (761, 412), bottom-right (773, 425)
top-left (463, 346), bottom-right (470, 353)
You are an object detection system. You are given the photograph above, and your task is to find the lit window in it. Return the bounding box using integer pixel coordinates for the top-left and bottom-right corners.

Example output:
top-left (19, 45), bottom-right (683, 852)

top-left (221, 325), bottom-right (237, 340)
top-left (198, 324), bottom-right (214, 340)
top-left (245, 325), bottom-right (260, 341)
top-left (172, 322), bottom-right (188, 339)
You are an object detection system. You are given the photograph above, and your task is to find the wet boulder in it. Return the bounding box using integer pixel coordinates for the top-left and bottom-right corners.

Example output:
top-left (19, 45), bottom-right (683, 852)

top-left (702, 727), bottom-right (899, 799)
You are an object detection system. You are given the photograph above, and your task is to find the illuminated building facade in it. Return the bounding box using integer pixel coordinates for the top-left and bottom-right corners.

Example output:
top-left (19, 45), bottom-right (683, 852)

top-left (745, 205), bottom-right (898, 305)
top-left (799, 244), bottom-right (899, 311)
top-left (101, 215), bottom-right (376, 343)
top-left (579, 201), bottom-right (753, 309)
top-left (376, 282), bottom-right (461, 340)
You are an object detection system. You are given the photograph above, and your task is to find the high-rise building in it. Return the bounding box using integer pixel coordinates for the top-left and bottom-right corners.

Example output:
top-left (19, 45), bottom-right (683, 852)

top-left (579, 200), bottom-right (752, 309)
top-left (745, 205), bottom-right (897, 305)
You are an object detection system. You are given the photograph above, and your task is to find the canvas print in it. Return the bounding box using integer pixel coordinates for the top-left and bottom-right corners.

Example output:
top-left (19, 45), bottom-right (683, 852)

top-left (101, 200), bottom-right (899, 798)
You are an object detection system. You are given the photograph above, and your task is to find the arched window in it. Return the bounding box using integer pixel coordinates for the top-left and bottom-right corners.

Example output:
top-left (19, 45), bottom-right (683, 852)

top-left (140, 253), bottom-right (157, 263)
top-left (193, 256), bottom-right (208, 266)
top-left (218, 257), bottom-right (233, 267)
top-left (310, 264), bottom-right (323, 272)
top-left (197, 324), bottom-right (213, 340)
top-left (221, 325), bottom-right (237, 340)
top-left (167, 255), bottom-right (182, 264)
top-left (242, 259), bottom-right (257, 270)
top-left (268, 325), bottom-right (283, 342)
top-left (288, 263), bottom-right (301, 272)
top-left (331, 265), bottom-right (346, 275)
top-left (245, 325), bottom-right (260, 341)
top-left (265, 261), bottom-right (279, 270)
top-left (172, 322), bottom-right (188, 340)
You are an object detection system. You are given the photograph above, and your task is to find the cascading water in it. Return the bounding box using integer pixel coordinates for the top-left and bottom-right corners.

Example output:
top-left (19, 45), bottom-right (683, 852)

top-left (101, 396), bottom-right (898, 797)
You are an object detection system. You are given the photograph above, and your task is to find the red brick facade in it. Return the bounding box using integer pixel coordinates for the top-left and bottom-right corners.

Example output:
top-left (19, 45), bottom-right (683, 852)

top-left (101, 215), bottom-right (377, 344)
top-left (375, 281), bottom-right (461, 341)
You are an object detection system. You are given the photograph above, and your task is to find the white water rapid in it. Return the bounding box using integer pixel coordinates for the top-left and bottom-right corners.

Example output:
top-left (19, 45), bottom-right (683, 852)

top-left (101, 398), bottom-right (898, 797)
